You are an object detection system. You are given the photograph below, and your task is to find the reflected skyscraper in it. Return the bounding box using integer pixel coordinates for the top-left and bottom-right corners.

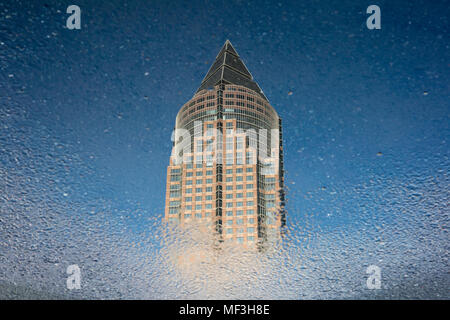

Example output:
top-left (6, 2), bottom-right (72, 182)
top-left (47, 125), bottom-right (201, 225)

top-left (164, 40), bottom-right (285, 245)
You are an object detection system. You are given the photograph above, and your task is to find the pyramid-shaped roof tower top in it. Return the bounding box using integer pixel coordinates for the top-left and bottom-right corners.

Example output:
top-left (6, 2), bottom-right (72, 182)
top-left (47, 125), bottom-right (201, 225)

top-left (196, 40), bottom-right (268, 101)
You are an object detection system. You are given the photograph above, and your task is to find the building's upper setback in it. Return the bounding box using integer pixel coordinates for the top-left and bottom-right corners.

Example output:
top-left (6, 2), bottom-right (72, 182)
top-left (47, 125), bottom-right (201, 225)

top-left (174, 41), bottom-right (281, 150)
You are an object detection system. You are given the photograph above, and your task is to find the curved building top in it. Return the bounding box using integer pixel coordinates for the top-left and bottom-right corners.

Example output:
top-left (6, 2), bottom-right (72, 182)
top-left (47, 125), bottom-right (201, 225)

top-left (176, 40), bottom-right (279, 130)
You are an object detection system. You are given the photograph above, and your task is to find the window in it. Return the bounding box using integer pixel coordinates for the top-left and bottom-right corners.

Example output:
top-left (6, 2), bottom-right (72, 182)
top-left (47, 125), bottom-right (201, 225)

top-left (226, 202), bottom-right (233, 208)
top-left (196, 188), bottom-right (202, 193)
top-left (169, 208), bottom-right (179, 214)
top-left (171, 168), bottom-right (181, 174)
top-left (236, 202), bottom-right (243, 207)
top-left (170, 191), bottom-right (181, 198)
top-left (248, 218), bottom-right (255, 224)
top-left (195, 196), bottom-right (202, 201)
top-left (236, 168), bottom-right (243, 173)
top-left (248, 236), bottom-right (255, 242)
top-left (247, 227), bottom-right (255, 233)
top-left (196, 179), bottom-right (202, 184)
top-left (237, 228), bottom-right (244, 233)
top-left (185, 197), bottom-right (192, 202)
top-left (236, 185), bottom-right (243, 190)
top-left (236, 193), bottom-right (243, 198)
top-left (236, 219), bottom-right (243, 225)
top-left (226, 194), bottom-right (233, 199)
top-left (226, 220), bottom-right (233, 226)
top-left (196, 171), bottom-right (202, 176)
top-left (236, 176), bottom-right (243, 182)
top-left (226, 228), bottom-right (233, 234)
top-left (246, 184), bottom-right (253, 189)
top-left (226, 185), bottom-right (233, 191)
top-left (195, 204), bottom-right (202, 210)
top-left (206, 170), bottom-right (213, 176)
top-left (184, 214), bottom-right (192, 218)
top-left (247, 209), bottom-right (254, 215)
top-left (247, 201), bottom-right (254, 206)
top-left (226, 177), bottom-right (233, 182)
top-left (169, 201), bottom-right (180, 206)
top-left (226, 211), bottom-right (233, 216)
top-left (236, 210), bottom-right (243, 216)
top-left (237, 237), bottom-right (244, 243)
top-left (247, 175), bottom-right (253, 181)
top-left (246, 167), bottom-right (253, 173)
top-left (205, 203), bottom-right (213, 209)
top-left (185, 205), bottom-right (192, 210)
top-left (206, 178), bottom-right (213, 184)
top-left (195, 213), bottom-right (202, 218)
top-left (186, 172), bottom-right (193, 177)
top-left (226, 169), bottom-right (233, 174)
top-left (246, 192), bottom-right (253, 198)
top-left (206, 187), bottom-right (213, 192)
top-left (236, 152), bottom-right (243, 165)
top-left (205, 195), bottom-right (213, 201)
top-left (186, 180), bottom-right (193, 185)
top-left (205, 212), bottom-right (211, 217)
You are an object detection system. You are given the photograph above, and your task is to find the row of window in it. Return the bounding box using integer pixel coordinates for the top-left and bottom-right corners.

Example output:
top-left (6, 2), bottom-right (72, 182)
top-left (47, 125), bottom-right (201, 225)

top-left (225, 184), bottom-right (253, 190)
top-left (225, 210), bottom-right (255, 216)
top-left (169, 183), bottom-right (274, 198)
top-left (226, 167), bottom-right (253, 174)
top-left (185, 195), bottom-right (213, 202)
top-left (224, 175), bottom-right (253, 182)
top-left (225, 192), bottom-right (253, 199)
top-left (185, 187), bottom-right (213, 193)
top-left (225, 219), bottom-right (254, 226)
top-left (223, 94), bottom-right (255, 102)
top-left (225, 227), bottom-right (255, 234)
top-left (184, 212), bottom-right (212, 219)
top-left (185, 178), bottom-right (214, 185)
top-left (185, 170), bottom-right (214, 176)
top-left (185, 203), bottom-right (214, 211)
top-left (183, 183), bottom-right (254, 195)
top-left (225, 201), bottom-right (254, 207)
top-left (169, 208), bottom-right (257, 217)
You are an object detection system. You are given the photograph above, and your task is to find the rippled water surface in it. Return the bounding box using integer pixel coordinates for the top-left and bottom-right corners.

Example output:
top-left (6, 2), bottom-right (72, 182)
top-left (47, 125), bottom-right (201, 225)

top-left (0, 0), bottom-right (449, 299)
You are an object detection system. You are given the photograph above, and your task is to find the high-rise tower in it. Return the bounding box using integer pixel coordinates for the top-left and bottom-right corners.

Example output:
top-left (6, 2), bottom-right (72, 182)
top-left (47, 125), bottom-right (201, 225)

top-left (164, 40), bottom-right (285, 245)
